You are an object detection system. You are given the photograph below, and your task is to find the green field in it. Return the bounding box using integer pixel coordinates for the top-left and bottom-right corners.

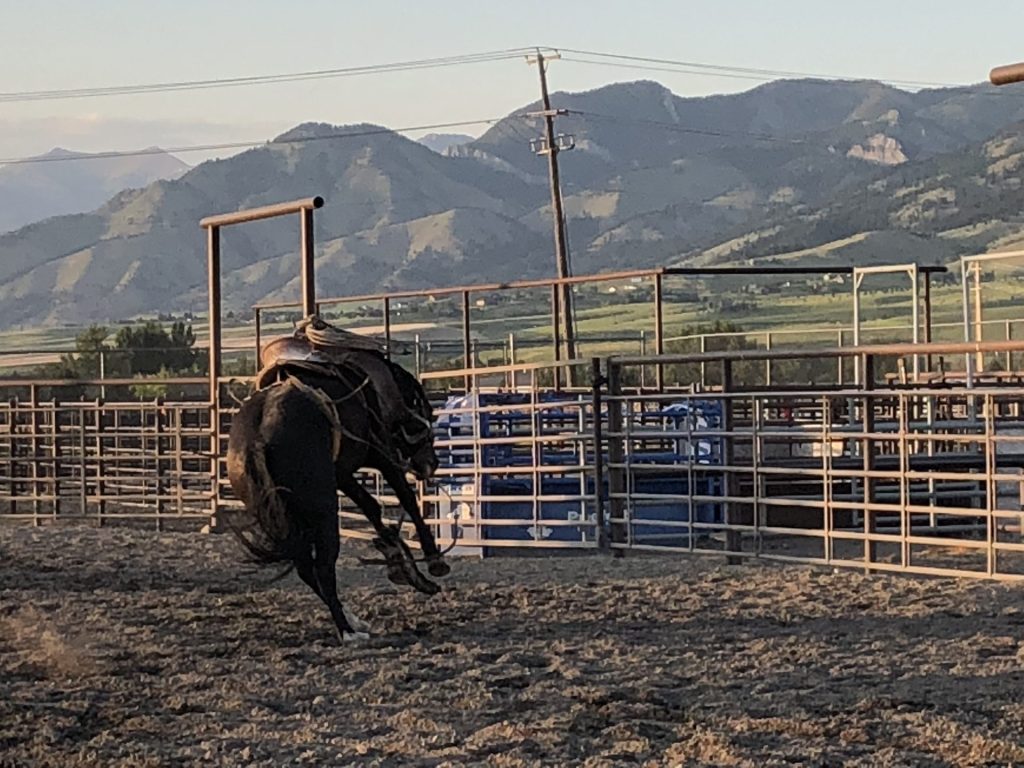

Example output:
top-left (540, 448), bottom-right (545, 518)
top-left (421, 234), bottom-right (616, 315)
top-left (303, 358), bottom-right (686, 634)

top-left (2, 275), bottom-right (1022, 375)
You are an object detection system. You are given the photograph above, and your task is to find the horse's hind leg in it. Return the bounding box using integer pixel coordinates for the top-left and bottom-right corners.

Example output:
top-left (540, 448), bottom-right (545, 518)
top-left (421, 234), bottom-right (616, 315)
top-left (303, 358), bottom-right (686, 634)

top-left (311, 514), bottom-right (367, 642)
top-left (294, 548), bottom-right (322, 598)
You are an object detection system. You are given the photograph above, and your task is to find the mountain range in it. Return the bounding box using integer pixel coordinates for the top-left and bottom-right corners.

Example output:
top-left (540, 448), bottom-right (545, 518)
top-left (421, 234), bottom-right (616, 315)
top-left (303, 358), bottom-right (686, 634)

top-left (0, 148), bottom-right (189, 234)
top-left (3, 77), bottom-right (1024, 329)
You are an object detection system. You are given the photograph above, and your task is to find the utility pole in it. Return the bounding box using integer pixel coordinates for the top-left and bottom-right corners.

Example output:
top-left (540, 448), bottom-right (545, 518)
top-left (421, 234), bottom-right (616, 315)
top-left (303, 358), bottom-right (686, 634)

top-left (528, 49), bottom-right (578, 381)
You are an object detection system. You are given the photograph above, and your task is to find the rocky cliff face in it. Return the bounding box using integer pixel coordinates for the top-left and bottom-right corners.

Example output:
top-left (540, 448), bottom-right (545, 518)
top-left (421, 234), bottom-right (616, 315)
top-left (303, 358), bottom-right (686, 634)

top-left (847, 134), bottom-right (909, 165)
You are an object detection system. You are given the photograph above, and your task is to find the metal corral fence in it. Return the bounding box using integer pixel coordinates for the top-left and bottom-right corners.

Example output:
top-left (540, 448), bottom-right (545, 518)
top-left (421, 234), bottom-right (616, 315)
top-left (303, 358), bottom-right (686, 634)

top-left (0, 379), bottom-right (215, 526)
top-left (418, 340), bottom-right (1024, 581)
top-left (5, 342), bottom-right (1024, 582)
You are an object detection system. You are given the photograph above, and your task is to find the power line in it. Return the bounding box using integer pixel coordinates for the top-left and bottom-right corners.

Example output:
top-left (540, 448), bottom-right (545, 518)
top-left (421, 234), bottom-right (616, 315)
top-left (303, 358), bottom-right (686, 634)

top-left (2, 43), bottom-right (988, 108)
top-left (568, 110), bottom-right (808, 145)
top-left (557, 47), bottom-right (977, 90)
top-left (0, 48), bottom-right (548, 104)
top-left (0, 117), bottom-right (522, 166)
top-left (561, 56), bottom-right (796, 84)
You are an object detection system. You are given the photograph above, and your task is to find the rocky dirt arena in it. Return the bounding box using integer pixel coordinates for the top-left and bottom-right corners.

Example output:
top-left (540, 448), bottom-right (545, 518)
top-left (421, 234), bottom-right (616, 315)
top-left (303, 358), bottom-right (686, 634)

top-left (2, 525), bottom-right (1024, 767)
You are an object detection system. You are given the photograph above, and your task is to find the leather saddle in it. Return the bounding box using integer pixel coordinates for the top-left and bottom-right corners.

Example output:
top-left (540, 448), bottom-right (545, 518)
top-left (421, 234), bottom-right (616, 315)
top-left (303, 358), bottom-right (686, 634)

top-left (254, 330), bottom-right (385, 391)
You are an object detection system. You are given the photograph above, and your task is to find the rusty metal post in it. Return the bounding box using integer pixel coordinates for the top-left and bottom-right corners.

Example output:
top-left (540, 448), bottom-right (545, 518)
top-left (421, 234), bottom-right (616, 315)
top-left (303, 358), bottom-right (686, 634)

top-left (77, 406), bottom-right (86, 516)
top-left (550, 283), bottom-right (563, 391)
top-left (462, 290), bottom-right (472, 392)
top-left (30, 384), bottom-right (40, 525)
top-left (95, 398), bottom-right (106, 526)
top-left (837, 329), bottom-right (845, 386)
top-left (923, 270), bottom-right (933, 373)
top-left (155, 400), bottom-right (165, 531)
top-left (1006, 320), bottom-right (1014, 373)
top-left (383, 297), bottom-right (392, 360)
top-left (973, 263), bottom-right (985, 373)
top-left (606, 361), bottom-right (626, 556)
top-left (300, 207), bottom-right (316, 318)
top-left (205, 224), bottom-right (222, 527)
top-left (699, 335), bottom-right (707, 389)
top-left (550, 283), bottom-right (561, 360)
top-left (722, 359), bottom-right (742, 564)
top-left (49, 397), bottom-right (60, 520)
top-left (862, 353), bottom-right (877, 571)
top-left (591, 357), bottom-right (608, 551)
top-left (654, 272), bottom-right (665, 392)
top-left (207, 226), bottom-right (222, 404)
top-left (253, 307), bottom-right (263, 373)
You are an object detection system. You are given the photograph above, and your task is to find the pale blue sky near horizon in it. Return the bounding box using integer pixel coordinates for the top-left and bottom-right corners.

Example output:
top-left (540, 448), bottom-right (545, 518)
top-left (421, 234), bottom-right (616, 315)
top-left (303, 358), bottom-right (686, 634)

top-left (3, 0), bottom-right (1024, 161)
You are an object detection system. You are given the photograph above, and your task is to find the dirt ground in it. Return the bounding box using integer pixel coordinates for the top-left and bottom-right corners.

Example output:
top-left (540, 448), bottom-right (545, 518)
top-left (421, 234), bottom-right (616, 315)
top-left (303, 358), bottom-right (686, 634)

top-left (2, 525), bottom-right (1024, 767)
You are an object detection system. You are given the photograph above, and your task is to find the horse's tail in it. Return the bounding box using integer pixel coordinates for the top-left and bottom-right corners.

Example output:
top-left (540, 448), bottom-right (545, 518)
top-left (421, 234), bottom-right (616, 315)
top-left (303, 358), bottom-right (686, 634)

top-left (225, 378), bottom-right (342, 567)
top-left (226, 439), bottom-right (305, 566)
top-left (224, 390), bottom-right (306, 566)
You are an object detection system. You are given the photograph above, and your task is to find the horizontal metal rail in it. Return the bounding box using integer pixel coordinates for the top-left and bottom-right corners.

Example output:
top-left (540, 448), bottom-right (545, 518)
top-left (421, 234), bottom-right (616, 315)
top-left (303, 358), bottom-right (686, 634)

top-left (200, 196), bottom-right (323, 228)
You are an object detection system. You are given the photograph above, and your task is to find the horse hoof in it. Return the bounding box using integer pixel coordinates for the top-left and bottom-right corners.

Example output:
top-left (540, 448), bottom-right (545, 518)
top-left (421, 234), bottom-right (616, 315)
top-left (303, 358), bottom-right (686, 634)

top-left (386, 567), bottom-right (411, 587)
top-left (428, 560), bottom-right (451, 578)
top-left (342, 630), bottom-right (370, 643)
top-left (414, 578), bottom-right (441, 596)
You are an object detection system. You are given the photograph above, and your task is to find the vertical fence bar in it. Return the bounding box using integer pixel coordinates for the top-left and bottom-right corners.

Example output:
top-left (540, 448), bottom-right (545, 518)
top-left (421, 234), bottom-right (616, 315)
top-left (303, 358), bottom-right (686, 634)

top-left (837, 329), bottom-right (844, 387)
top-left (822, 394), bottom-right (834, 563)
top-left (973, 263), bottom-right (985, 374)
top-left (653, 272), bottom-right (665, 392)
top-left (962, 259), bottom-right (974, 387)
top-left (300, 207), bottom-right (316, 318)
top-left (898, 393), bottom-right (910, 570)
top-left (984, 392), bottom-right (997, 577)
top-left (639, 330), bottom-right (647, 390)
top-left (751, 396), bottom-right (763, 555)
top-left (383, 297), bottom-right (392, 360)
top-left (206, 224), bottom-right (222, 528)
top-left (911, 264), bottom-right (921, 382)
top-left (155, 401), bottom-right (165, 531)
top-left (94, 398), bottom-right (106, 525)
top-left (924, 271), bottom-right (933, 373)
top-left (699, 336), bottom-right (707, 389)
top-left (591, 358), bottom-right (607, 551)
top-left (174, 407), bottom-right (184, 516)
top-left (30, 385), bottom-right (40, 525)
top-left (722, 360), bottom-right (742, 563)
top-left (862, 353), bottom-right (876, 572)
top-left (550, 284), bottom-right (562, 391)
top-left (49, 397), bottom-right (60, 520)
top-left (606, 361), bottom-right (625, 556)
top-left (1005, 320), bottom-right (1013, 373)
top-left (462, 290), bottom-right (472, 393)
top-left (78, 407), bottom-right (87, 516)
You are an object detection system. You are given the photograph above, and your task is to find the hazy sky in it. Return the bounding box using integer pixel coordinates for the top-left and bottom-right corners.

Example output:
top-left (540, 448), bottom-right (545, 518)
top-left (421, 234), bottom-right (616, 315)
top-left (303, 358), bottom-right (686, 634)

top-left (3, 1), bottom-right (1024, 162)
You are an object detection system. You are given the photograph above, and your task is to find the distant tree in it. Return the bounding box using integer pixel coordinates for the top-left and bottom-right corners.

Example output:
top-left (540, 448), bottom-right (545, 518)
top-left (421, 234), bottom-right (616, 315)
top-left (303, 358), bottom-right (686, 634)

top-left (113, 320), bottom-right (199, 376)
top-left (58, 324), bottom-right (111, 378)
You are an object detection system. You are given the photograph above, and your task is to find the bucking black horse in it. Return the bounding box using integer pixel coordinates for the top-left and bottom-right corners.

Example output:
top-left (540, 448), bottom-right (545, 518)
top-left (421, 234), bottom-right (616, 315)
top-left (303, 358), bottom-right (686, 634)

top-left (225, 351), bottom-right (449, 642)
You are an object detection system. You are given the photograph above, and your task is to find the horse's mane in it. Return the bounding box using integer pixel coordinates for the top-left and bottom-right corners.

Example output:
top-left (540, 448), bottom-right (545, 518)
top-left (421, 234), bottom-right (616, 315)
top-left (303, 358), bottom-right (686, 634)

top-left (388, 361), bottom-right (433, 422)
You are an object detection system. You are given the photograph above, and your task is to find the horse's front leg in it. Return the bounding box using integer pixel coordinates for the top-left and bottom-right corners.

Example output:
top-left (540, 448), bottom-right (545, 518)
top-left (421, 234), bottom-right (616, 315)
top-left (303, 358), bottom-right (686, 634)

top-left (379, 463), bottom-right (450, 578)
top-left (338, 477), bottom-right (440, 596)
